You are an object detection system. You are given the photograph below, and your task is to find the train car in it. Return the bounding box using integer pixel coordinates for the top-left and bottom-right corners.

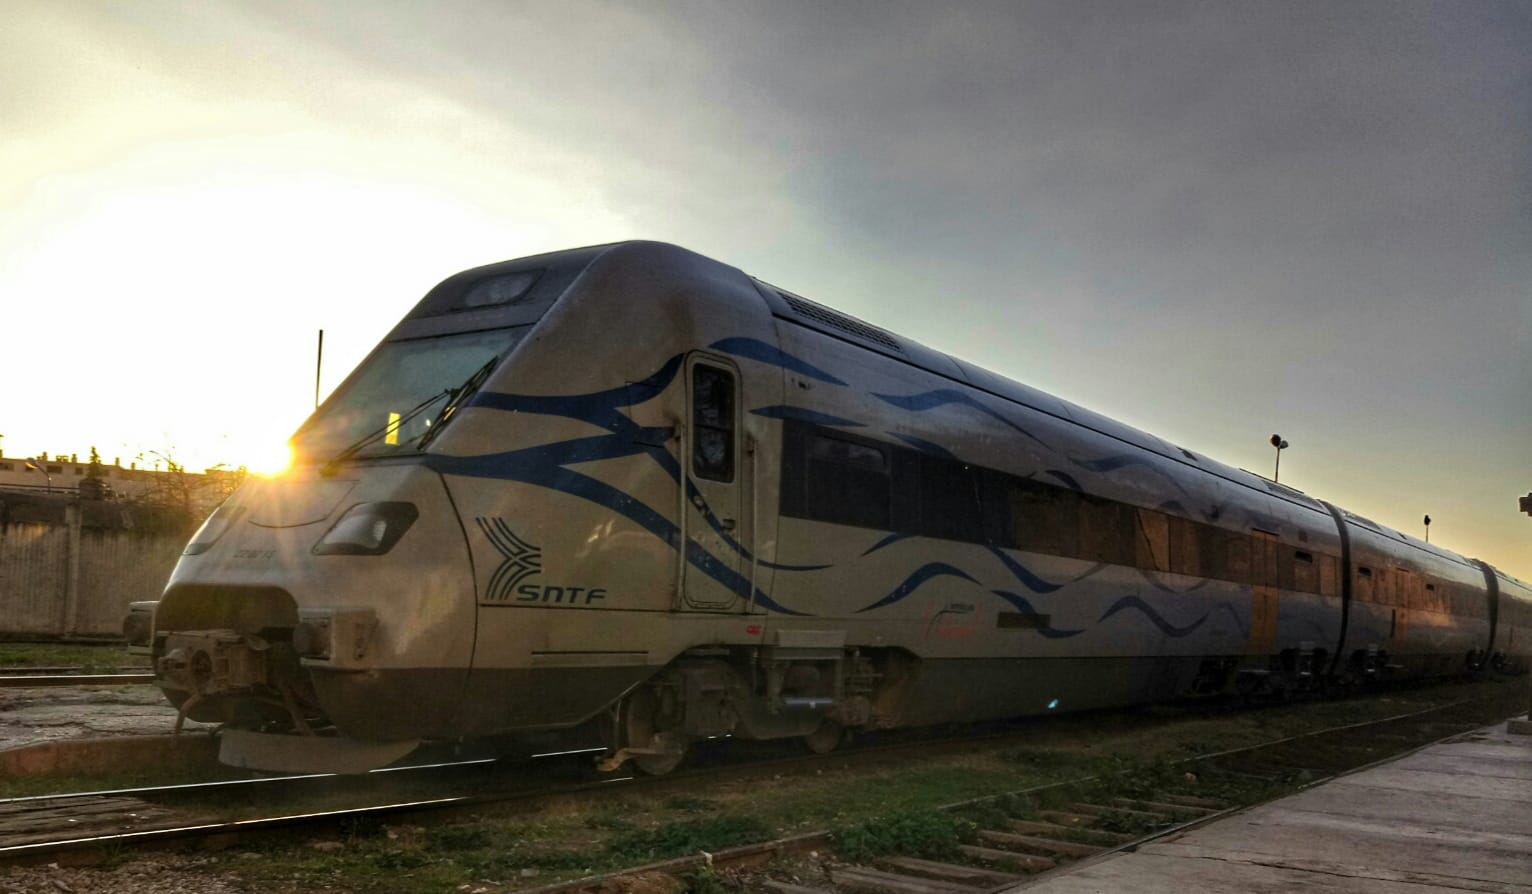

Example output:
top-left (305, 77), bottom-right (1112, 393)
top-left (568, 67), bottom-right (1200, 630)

top-left (124, 241), bottom-right (1522, 774)
top-left (1489, 570), bottom-right (1532, 672)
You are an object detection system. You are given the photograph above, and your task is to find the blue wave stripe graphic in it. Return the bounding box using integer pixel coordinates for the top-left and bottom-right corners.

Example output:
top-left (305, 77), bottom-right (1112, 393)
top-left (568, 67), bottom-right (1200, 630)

top-left (856, 563), bottom-right (978, 613)
top-left (1208, 601), bottom-right (1247, 636)
top-left (862, 532), bottom-right (913, 556)
top-left (1044, 470), bottom-right (1084, 492)
top-left (1067, 451), bottom-right (1200, 508)
top-left (436, 355), bottom-right (806, 615)
top-left (686, 480), bottom-right (830, 572)
top-left (990, 590), bottom-right (1085, 639)
top-left (710, 337), bottom-right (847, 386)
top-left (472, 354), bottom-right (683, 430)
top-left (1138, 569), bottom-right (1212, 594)
top-left (1072, 453), bottom-right (1155, 474)
top-left (890, 433), bottom-right (958, 459)
top-left (1097, 596), bottom-right (1210, 638)
top-left (750, 405), bottom-right (864, 427)
top-left (986, 548), bottom-right (1064, 594)
top-left (871, 389), bottom-right (1048, 449)
top-left (987, 549), bottom-right (1107, 595)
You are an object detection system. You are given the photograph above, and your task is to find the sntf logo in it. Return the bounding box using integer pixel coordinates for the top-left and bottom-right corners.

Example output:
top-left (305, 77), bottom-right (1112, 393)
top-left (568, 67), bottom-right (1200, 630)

top-left (475, 518), bottom-right (608, 606)
top-left (477, 518), bottom-right (542, 602)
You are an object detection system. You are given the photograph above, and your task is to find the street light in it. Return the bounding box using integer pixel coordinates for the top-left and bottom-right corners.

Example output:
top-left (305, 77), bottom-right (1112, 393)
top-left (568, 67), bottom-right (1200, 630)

top-left (1269, 434), bottom-right (1289, 483)
top-left (23, 457), bottom-right (52, 494)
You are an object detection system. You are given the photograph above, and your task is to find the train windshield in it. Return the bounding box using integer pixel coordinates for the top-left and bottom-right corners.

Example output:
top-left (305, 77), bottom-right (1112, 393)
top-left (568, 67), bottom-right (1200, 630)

top-left (291, 326), bottom-right (529, 464)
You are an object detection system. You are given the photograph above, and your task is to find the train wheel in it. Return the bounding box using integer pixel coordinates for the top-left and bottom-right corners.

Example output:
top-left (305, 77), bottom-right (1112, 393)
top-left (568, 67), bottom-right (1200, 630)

top-left (620, 684), bottom-right (689, 775)
top-left (803, 718), bottom-right (843, 755)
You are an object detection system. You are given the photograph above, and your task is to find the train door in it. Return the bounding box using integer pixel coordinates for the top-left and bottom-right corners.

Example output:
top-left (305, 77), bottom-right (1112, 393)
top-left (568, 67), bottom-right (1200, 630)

top-left (1247, 530), bottom-right (1280, 655)
top-left (680, 354), bottom-right (745, 611)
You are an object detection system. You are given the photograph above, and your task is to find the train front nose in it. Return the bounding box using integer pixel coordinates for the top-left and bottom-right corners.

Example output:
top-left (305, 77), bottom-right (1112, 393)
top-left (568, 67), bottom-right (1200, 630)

top-left (147, 465), bottom-right (478, 772)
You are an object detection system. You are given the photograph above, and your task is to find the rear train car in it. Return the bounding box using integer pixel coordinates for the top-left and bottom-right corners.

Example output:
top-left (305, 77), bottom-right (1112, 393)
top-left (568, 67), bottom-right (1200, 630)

top-left (125, 242), bottom-right (1520, 773)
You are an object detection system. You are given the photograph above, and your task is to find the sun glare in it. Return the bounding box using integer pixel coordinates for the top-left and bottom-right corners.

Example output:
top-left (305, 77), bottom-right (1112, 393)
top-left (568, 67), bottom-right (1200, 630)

top-left (245, 442), bottom-right (294, 477)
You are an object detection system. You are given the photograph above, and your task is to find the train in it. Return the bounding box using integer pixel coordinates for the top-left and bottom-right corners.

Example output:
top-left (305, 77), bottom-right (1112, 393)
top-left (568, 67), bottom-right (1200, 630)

top-left (124, 241), bottom-right (1532, 774)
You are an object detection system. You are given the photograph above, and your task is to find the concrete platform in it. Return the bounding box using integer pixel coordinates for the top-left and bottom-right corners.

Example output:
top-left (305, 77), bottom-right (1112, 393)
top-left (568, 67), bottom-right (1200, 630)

top-left (1014, 717), bottom-right (1532, 893)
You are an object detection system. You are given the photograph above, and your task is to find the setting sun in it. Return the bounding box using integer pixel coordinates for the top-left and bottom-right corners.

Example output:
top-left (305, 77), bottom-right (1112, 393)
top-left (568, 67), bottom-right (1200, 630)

top-left (244, 441), bottom-right (294, 478)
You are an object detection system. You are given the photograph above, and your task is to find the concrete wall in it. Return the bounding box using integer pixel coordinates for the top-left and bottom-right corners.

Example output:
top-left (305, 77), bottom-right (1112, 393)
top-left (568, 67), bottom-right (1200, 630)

top-left (0, 501), bottom-right (189, 640)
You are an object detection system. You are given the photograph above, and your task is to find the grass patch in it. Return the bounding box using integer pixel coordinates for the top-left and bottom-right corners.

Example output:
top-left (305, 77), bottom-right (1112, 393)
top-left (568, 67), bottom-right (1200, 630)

top-left (833, 809), bottom-right (976, 862)
top-left (0, 641), bottom-right (136, 670)
top-left (607, 814), bottom-right (771, 862)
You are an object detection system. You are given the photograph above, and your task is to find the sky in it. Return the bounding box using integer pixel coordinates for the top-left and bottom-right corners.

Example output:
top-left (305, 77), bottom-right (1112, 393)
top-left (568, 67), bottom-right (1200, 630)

top-left (2, 1), bottom-right (1529, 578)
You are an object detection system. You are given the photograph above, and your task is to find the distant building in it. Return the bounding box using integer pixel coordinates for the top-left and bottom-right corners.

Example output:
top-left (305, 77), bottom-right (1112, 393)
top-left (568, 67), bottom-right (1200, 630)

top-left (0, 449), bottom-right (239, 516)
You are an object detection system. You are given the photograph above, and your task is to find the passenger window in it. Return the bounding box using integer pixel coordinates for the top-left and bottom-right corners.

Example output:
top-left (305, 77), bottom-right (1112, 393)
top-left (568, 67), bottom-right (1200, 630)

top-left (692, 365), bottom-right (734, 482)
top-left (1136, 509), bottom-right (1172, 573)
top-left (806, 433), bottom-right (891, 529)
top-left (1078, 495), bottom-right (1135, 566)
top-left (919, 456), bottom-right (983, 543)
top-left (1009, 479), bottom-right (1079, 557)
top-left (1168, 517), bottom-right (1201, 576)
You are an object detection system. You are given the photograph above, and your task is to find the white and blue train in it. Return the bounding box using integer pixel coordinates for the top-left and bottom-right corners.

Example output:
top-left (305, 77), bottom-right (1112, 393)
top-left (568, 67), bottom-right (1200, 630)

top-left (126, 242), bottom-right (1532, 773)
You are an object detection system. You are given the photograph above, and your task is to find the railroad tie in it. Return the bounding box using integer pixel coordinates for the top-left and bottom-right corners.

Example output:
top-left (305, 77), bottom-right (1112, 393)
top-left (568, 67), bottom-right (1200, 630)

top-left (1004, 819), bottom-right (1133, 845)
top-left (1070, 802), bottom-right (1173, 822)
top-left (759, 881), bottom-right (837, 894)
top-left (957, 844), bottom-right (1057, 872)
top-left (978, 829), bottom-right (1104, 859)
top-left (877, 856), bottom-right (1023, 887)
top-left (1035, 810), bottom-right (1098, 827)
top-left (1110, 797), bottom-right (1217, 816)
top-left (830, 865), bottom-right (981, 894)
top-left (1150, 793), bottom-right (1225, 810)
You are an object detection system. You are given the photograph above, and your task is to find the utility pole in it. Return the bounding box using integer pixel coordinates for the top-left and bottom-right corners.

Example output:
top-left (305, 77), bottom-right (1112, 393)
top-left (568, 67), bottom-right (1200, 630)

top-left (314, 329), bottom-right (325, 410)
top-left (1515, 492), bottom-right (1532, 736)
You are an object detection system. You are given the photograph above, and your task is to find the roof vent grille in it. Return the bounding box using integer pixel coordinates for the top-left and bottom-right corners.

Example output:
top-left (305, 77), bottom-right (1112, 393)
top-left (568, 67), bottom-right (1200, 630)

top-left (779, 290), bottom-right (902, 352)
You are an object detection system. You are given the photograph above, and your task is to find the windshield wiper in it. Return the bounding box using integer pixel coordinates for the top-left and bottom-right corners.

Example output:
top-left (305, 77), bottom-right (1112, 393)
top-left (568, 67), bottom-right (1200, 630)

top-left (314, 355), bottom-right (500, 477)
top-left (318, 390), bottom-right (450, 478)
top-left (415, 355), bottom-right (500, 451)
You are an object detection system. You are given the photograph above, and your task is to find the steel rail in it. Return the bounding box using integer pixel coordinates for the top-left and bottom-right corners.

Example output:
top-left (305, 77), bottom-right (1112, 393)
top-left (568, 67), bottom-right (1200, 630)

top-left (0, 673), bottom-right (155, 688)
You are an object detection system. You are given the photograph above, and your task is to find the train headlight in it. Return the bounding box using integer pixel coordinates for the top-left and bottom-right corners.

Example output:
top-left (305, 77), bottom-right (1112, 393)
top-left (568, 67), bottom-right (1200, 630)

top-left (183, 504), bottom-right (245, 556)
top-left (312, 502), bottom-right (418, 556)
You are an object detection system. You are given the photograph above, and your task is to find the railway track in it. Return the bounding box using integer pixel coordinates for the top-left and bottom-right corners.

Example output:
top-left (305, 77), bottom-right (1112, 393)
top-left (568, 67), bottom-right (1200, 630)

top-left (0, 682), bottom-right (1521, 887)
top-left (523, 692), bottom-right (1526, 894)
top-left (0, 664), bottom-right (154, 688)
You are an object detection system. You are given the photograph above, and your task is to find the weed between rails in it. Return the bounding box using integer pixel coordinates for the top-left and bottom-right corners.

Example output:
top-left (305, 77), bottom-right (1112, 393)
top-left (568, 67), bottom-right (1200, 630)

top-left (832, 810), bottom-right (977, 862)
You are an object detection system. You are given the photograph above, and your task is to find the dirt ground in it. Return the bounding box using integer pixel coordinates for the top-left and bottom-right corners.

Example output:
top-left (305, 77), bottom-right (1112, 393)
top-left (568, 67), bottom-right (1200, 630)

top-left (0, 684), bottom-right (213, 752)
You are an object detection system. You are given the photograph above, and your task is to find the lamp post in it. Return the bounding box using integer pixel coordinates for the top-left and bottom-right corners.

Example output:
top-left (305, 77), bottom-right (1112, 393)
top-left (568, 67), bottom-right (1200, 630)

top-left (1269, 434), bottom-right (1289, 483)
top-left (24, 458), bottom-right (52, 494)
